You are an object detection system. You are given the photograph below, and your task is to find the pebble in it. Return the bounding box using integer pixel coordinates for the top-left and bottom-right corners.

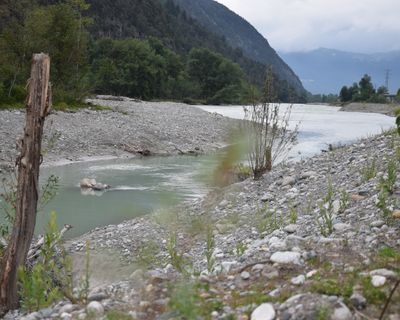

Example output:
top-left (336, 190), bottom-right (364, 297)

top-left (371, 275), bottom-right (386, 287)
top-left (86, 301), bottom-right (104, 316)
top-left (331, 304), bottom-right (353, 320)
top-left (291, 275), bottom-right (305, 285)
top-left (251, 303), bottom-right (276, 320)
top-left (370, 269), bottom-right (398, 279)
top-left (350, 292), bottom-right (367, 310)
top-left (241, 271), bottom-right (251, 280)
top-left (270, 252), bottom-right (301, 265)
top-left (370, 220), bottom-right (385, 228)
top-left (284, 224), bottom-right (297, 233)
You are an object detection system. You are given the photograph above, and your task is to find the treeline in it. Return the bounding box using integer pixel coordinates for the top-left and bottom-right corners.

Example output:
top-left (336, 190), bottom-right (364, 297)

top-left (339, 74), bottom-right (395, 103)
top-left (0, 0), bottom-right (305, 108)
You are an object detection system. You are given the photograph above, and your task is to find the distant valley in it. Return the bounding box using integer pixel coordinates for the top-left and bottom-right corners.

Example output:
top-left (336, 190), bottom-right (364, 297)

top-left (280, 48), bottom-right (400, 95)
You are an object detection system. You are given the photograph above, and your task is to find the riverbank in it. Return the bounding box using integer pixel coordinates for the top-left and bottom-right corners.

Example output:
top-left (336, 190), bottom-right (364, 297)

top-left (0, 96), bottom-right (237, 173)
top-left (339, 102), bottom-right (399, 116)
top-left (7, 130), bottom-right (399, 320)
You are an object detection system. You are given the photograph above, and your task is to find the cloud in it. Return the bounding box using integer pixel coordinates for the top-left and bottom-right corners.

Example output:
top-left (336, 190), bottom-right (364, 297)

top-left (216, 0), bottom-right (400, 53)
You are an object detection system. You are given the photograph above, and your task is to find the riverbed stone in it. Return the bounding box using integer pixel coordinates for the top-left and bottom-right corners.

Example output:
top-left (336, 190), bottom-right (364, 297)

top-left (86, 301), bottom-right (104, 316)
top-left (251, 303), bottom-right (276, 320)
top-left (270, 252), bottom-right (301, 265)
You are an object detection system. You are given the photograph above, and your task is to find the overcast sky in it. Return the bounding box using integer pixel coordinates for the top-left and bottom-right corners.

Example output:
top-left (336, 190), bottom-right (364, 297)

top-left (216, 0), bottom-right (400, 53)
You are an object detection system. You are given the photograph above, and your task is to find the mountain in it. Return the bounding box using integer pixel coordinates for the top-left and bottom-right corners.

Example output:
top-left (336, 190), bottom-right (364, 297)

top-left (169, 0), bottom-right (304, 95)
top-left (280, 48), bottom-right (400, 95)
top-left (82, 0), bottom-right (305, 98)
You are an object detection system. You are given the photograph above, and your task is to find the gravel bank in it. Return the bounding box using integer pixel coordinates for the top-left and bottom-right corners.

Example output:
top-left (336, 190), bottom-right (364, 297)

top-left (339, 102), bottom-right (399, 116)
top-left (0, 96), bottom-right (237, 172)
top-left (7, 131), bottom-right (399, 320)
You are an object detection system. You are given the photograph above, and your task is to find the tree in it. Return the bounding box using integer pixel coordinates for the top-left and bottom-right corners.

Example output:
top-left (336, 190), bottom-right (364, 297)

top-left (358, 74), bottom-right (375, 101)
top-left (339, 86), bottom-right (352, 102)
top-left (0, 53), bottom-right (51, 314)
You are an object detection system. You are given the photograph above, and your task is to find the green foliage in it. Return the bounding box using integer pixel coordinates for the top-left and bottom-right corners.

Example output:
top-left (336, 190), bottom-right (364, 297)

top-left (169, 282), bottom-right (201, 319)
top-left (18, 263), bottom-right (61, 312)
top-left (255, 204), bottom-right (284, 234)
top-left (167, 232), bottom-right (188, 273)
top-left (360, 157), bottom-right (377, 182)
top-left (0, 0), bottom-right (90, 106)
top-left (316, 181), bottom-right (335, 237)
top-left (235, 241), bottom-right (247, 257)
top-left (339, 74), bottom-right (389, 103)
top-left (205, 225), bottom-right (215, 274)
top-left (361, 277), bottom-right (387, 305)
top-left (379, 158), bottom-right (397, 194)
top-left (339, 189), bottom-right (349, 213)
top-left (18, 212), bottom-right (64, 311)
top-left (289, 204), bottom-right (298, 224)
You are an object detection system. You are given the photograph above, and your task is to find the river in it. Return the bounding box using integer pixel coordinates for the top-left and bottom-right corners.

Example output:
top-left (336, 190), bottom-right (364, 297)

top-left (8, 104), bottom-right (396, 238)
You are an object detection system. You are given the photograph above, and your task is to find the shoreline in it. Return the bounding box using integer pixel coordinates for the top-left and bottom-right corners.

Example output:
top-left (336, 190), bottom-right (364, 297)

top-left (0, 97), bottom-right (238, 173)
top-left (2, 99), bottom-right (400, 319)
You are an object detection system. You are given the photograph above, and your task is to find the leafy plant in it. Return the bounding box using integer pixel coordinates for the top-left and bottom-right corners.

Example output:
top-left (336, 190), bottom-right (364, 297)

top-left (242, 67), bottom-right (298, 179)
top-left (360, 157), bottom-right (377, 182)
top-left (255, 204), bottom-right (284, 234)
top-left (339, 189), bottom-right (349, 213)
top-left (316, 181), bottom-right (335, 236)
top-left (289, 204), bottom-right (298, 224)
top-left (167, 232), bottom-right (188, 273)
top-left (235, 241), bottom-right (247, 257)
top-left (205, 226), bottom-right (215, 274)
top-left (379, 158), bottom-right (397, 194)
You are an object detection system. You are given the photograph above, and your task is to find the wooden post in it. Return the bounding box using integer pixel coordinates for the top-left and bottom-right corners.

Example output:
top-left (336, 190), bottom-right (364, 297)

top-left (0, 53), bottom-right (51, 313)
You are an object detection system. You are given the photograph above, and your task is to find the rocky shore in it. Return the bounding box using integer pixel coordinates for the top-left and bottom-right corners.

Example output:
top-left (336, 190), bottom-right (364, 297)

top-left (0, 96), bottom-right (237, 172)
top-left (339, 102), bottom-right (399, 116)
top-left (2, 99), bottom-right (400, 320)
top-left (6, 127), bottom-right (400, 319)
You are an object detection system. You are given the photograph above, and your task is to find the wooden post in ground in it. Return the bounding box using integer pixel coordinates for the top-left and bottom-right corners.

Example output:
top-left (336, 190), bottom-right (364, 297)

top-left (0, 53), bottom-right (51, 313)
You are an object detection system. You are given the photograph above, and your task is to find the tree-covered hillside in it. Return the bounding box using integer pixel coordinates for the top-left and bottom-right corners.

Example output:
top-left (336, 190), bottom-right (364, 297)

top-left (0, 0), bottom-right (306, 106)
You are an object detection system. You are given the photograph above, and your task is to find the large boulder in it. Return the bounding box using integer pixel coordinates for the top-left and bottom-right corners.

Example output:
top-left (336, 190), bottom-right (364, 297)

top-left (80, 178), bottom-right (97, 189)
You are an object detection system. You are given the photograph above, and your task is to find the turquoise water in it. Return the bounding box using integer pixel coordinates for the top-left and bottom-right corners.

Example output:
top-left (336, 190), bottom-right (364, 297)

top-left (36, 154), bottom-right (219, 238)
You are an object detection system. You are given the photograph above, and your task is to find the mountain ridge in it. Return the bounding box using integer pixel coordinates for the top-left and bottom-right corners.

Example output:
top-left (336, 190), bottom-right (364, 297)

top-left (170, 0), bottom-right (304, 95)
top-left (280, 47), bottom-right (400, 94)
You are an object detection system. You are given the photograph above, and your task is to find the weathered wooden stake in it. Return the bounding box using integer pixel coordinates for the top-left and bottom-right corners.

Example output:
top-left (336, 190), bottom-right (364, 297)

top-left (0, 53), bottom-right (51, 313)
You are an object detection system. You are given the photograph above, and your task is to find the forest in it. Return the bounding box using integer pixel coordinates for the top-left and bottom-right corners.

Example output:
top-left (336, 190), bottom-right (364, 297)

top-left (0, 0), bottom-right (305, 108)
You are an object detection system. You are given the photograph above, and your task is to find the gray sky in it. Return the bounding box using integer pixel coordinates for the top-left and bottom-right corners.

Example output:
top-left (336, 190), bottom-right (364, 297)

top-left (216, 0), bottom-right (400, 53)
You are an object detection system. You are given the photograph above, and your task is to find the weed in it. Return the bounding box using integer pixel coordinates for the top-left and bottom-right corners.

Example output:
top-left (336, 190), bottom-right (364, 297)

top-left (169, 282), bottom-right (201, 319)
top-left (167, 232), bottom-right (188, 273)
top-left (316, 181), bottom-right (335, 237)
top-left (289, 204), bottom-right (298, 224)
top-left (205, 226), bottom-right (215, 274)
top-left (378, 246), bottom-right (400, 259)
top-left (379, 158), bottom-right (397, 194)
top-left (311, 277), bottom-right (353, 298)
top-left (255, 204), bottom-right (284, 234)
top-left (235, 241), bottom-right (247, 257)
top-left (316, 306), bottom-right (331, 320)
top-left (361, 277), bottom-right (387, 305)
top-left (376, 190), bottom-right (393, 225)
top-left (360, 157), bottom-right (377, 182)
top-left (137, 240), bottom-right (162, 268)
top-left (104, 310), bottom-right (133, 320)
top-left (339, 189), bottom-right (349, 213)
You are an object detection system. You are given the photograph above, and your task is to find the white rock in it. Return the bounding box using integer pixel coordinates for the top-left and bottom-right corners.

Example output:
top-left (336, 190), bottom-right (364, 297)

top-left (371, 275), bottom-right (386, 287)
top-left (241, 271), bottom-right (250, 280)
top-left (270, 251), bottom-right (301, 265)
top-left (284, 224), bottom-right (297, 234)
top-left (86, 301), bottom-right (104, 316)
top-left (306, 270), bottom-right (318, 278)
top-left (282, 176), bottom-right (296, 187)
top-left (332, 303), bottom-right (352, 320)
top-left (291, 275), bottom-right (305, 285)
top-left (370, 220), bottom-right (385, 228)
top-left (370, 269), bottom-right (397, 279)
top-left (221, 261), bottom-right (237, 273)
top-left (60, 313), bottom-right (72, 320)
top-left (333, 223), bottom-right (351, 232)
top-left (251, 303), bottom-right (276, 320)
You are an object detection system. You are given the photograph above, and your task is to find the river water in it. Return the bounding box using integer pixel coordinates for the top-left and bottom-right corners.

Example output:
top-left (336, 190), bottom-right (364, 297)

top-left (3, 104), bottom-right (395, 238)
